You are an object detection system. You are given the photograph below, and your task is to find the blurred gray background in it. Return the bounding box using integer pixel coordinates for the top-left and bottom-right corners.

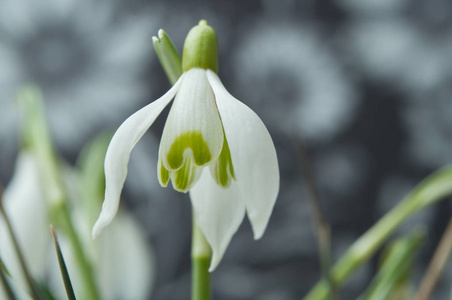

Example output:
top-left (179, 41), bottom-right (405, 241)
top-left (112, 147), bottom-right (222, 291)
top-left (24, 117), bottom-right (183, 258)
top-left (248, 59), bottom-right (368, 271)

top-left (1, 0), bottom-right (451, 299)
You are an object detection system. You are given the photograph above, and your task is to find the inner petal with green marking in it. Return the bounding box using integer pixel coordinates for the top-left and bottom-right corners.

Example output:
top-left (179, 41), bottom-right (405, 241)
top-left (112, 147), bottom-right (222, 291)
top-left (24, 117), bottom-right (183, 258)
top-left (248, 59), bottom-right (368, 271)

top-left (165, 130), bottom-right (215, 170)
top-left (170, 156), bottom-right (202, 192)
top-left (158, 155), bottom-right (202, 193)
top-left (159, 68), bottom-right (224, 173)
top-left (209, 134), bottom-right (235, 188)
top-left (158, 158), bottom-right (170, 187)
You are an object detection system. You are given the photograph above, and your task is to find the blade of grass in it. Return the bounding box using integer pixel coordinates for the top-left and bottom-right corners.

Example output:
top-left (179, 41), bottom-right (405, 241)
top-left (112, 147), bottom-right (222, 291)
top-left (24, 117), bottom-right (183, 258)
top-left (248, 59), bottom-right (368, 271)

top-left (50, 225), bottom-right (76, 300)
top-left (0, 256), bottom-right (17, 300)
top-left (359, 229), bottom-right (425, 300)
top-left (0, 256), bottom-right (10, 277)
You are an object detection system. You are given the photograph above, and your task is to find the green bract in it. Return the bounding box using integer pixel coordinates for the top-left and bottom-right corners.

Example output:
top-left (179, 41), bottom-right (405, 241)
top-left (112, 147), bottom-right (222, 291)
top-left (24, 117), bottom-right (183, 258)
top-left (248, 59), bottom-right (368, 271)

top-left (182, 20), bottom-right (218, 73)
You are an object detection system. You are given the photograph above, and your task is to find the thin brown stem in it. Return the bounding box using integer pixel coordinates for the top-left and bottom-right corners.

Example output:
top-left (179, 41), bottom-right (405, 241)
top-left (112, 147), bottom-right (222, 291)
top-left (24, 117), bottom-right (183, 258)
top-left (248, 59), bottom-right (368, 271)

top-left (294, 137), bottom-right (339, 300)
top-left (415, 216), bottom-right (452, 300)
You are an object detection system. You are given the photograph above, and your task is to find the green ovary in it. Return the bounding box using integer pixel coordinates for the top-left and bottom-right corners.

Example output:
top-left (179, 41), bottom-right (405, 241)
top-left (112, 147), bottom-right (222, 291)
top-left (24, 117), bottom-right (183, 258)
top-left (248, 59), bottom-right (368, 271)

top-left (166, 131), bottom-right (212, 170)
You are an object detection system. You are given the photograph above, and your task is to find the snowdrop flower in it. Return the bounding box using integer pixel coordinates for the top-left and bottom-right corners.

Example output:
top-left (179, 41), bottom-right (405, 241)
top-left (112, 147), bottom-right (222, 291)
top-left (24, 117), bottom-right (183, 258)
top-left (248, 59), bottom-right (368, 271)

top-left (0, 150), bottom-right (154, 300)
top-left (93, 20), bottom-right (280, 270)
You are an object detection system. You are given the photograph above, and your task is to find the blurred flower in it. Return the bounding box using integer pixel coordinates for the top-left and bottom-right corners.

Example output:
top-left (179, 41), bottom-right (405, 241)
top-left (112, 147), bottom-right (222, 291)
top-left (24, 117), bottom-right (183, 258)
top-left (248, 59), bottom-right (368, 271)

top-left (0, 152), bottom-right (48, 298)
top-left (0, 149), bottom-right (154, 299)
top-left (93, 21), bottom-right (280, 270)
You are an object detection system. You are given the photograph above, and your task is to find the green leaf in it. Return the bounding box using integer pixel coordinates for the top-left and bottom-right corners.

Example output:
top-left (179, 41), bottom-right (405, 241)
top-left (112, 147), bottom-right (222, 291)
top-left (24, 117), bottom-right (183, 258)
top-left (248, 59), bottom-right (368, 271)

top-left (0, 256), bottom-right (10, 277)
top-left (359, 229), bottom-right (425, 300)
top-left (0, 257), bottom-right (16, 300)
top-left (50, 225), bottom-right (76, 300)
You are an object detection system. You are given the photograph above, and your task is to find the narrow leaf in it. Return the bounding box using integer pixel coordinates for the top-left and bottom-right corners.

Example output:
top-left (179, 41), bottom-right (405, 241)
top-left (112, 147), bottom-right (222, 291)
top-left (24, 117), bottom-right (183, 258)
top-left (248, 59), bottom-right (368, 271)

top-left (0, 256), bottom-right (10, 277)
top-left (0, 258), bottom-right (16, 300)
top-left (50, 225), bottom-right (76, 300)
top-left (359, 229), bottom-right (425, 300)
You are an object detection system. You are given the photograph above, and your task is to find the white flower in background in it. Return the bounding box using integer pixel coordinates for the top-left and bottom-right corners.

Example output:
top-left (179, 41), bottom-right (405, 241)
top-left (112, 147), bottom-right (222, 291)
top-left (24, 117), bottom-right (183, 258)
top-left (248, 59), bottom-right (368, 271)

top-left (0, 151), bottom-right (154, 299)
top-left (0, 0), bottom-right (157, 165)
top-left (93, 21), bottom-right (280, 270)
top-left (0, 153), bottom-right (48, 299)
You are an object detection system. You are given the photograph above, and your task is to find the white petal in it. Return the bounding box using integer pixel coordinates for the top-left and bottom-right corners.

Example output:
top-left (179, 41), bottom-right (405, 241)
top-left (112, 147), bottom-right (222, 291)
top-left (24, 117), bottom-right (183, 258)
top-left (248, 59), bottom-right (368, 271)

top-left (206, 70), bottom-right (280, 239)
top-left (0, 279), bottom-right (33, 300)
top-left (97, 211), bottom-right (155, 299)
top-left (159, 68), bottom-right (223, 171)
top-left (190, 169), bottom-right (245, 271)
top-left (0, 152), bottom-right (49, 290)
top-left (92, 75), bottom-right (184, 239)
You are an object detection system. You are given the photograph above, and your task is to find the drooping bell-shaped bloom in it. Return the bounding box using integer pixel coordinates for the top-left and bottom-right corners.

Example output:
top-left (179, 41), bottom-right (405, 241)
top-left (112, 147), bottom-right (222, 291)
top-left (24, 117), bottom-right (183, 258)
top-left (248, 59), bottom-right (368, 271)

top-left (93, 20), bottom-right (279, 270)
top-left (0, 149), bottom-right (155, 299)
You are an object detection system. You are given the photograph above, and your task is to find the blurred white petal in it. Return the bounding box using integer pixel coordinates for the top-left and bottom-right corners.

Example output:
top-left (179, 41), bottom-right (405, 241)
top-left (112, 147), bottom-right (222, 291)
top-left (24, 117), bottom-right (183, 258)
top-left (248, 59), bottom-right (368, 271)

top-left (0, 278), bottom-right (33, 300)
top-left (0, 152), bottom-right (49, 291)
top-left (97, 211), bottom-right (154, 300)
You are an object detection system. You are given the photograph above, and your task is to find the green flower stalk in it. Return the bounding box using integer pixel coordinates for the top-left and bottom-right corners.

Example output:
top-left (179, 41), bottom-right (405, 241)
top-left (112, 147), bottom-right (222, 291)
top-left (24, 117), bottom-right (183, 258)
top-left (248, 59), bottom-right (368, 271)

top-left (360, 229), bottom-right (425, 300)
